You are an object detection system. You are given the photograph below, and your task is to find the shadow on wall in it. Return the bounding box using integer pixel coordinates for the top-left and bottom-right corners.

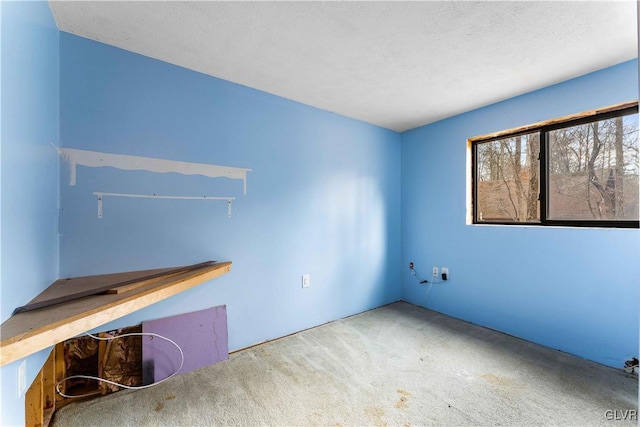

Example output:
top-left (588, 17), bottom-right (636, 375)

top-left (324, 173), bottom-right (387, 301)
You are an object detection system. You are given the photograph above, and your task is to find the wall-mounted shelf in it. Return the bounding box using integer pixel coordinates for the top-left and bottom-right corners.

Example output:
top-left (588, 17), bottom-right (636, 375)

top-left (59, 148), bottom-right (252, 194)
top-left (93, 192), bottom-right (235, 218)
top-left (0, 261), bottom-right (232, 367)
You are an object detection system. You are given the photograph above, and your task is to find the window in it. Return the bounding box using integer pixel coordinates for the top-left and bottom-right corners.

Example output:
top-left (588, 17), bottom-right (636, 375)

top-left (472, 103), bottom-right (639, 228)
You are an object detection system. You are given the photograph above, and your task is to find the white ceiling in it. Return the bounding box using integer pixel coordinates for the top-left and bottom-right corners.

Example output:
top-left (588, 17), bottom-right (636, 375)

top-left (49, 1), bottom-right (638, 132)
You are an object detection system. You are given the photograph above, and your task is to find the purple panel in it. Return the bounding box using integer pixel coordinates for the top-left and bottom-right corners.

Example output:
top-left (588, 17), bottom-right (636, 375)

top-left (142, 306), bottom-right (228, 384)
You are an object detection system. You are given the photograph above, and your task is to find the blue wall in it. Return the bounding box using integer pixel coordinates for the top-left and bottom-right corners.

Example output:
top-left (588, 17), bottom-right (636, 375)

top-left (58, 33), bottom-right (402, 351)
top-left (401, 60), bottom-right (639, 368)
top-left (1, 5), bottom-right (637, 424)
top-left (0, 1), bottom-right (60, 425)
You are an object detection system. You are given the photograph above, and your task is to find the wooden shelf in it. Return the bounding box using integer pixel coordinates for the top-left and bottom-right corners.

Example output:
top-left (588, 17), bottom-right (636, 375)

top-left (0, 261), bottom-right (231, 367)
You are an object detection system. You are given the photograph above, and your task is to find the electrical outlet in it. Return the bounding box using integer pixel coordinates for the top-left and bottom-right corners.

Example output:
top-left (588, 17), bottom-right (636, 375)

top-left (432, 267), bottom-right (438, 277)
top-left (442, 267), bottom-right (449, 280)
top-left (17, 360), bottom-right (26, 397)
top-left (302, 274), bottom-right (310, 288)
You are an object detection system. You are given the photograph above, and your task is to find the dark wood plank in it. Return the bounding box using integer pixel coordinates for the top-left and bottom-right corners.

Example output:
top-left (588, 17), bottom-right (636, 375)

top-left (14, 262), bottom-right (216, 314)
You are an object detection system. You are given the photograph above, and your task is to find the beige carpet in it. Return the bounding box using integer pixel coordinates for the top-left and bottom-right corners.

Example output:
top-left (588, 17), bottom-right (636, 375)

top-left (53, 302), bottom-right (637, 426)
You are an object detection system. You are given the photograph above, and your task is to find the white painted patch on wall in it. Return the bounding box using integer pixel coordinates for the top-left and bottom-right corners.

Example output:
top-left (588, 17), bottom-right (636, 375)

top-left (59, 148), bottom-right (252, 194)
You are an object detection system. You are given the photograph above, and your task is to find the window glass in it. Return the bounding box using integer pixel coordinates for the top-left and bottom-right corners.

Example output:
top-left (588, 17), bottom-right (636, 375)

top-left (548, 114), bottom-right (639, 221)
top-left (475, 132), bottom-right (540, 222)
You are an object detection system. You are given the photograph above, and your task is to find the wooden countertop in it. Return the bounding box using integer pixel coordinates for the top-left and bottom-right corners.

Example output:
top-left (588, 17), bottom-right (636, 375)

top-left (0, 261), bottom-right (231, 366)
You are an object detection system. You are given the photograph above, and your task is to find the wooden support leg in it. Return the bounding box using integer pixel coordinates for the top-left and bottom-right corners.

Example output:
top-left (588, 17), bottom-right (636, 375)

top-left (25, 363), bottom-right (43, 427)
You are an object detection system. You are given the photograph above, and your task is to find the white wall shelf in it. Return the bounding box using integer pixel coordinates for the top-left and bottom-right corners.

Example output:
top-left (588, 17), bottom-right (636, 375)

top-left (60, 148), bottom-right (252, 194)
top-left (57, 147), bottom-right (250, 219)
top-left (93, 192), bottom-right (235, 218)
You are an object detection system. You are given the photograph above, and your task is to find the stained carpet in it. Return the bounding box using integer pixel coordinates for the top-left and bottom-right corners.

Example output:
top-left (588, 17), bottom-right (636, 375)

top-left (53, 302), bottom-right (637, 426)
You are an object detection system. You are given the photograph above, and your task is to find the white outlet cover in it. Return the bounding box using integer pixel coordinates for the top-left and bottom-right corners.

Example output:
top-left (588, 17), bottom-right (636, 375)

top-left (17, 360), bottom-right (26, 397)
top-left (302, 274), bottom-right (310, 288)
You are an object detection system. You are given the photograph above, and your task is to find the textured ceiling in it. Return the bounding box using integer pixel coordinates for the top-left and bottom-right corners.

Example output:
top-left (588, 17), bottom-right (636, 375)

top-left (49, 1), bottom-right (637, 132)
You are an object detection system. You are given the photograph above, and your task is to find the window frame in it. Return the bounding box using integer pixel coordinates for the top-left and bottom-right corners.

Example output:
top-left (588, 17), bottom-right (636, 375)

top-left (471, 102), bottom-right (639, 229)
